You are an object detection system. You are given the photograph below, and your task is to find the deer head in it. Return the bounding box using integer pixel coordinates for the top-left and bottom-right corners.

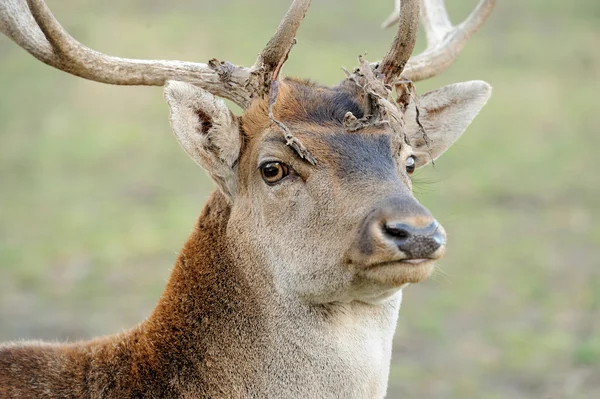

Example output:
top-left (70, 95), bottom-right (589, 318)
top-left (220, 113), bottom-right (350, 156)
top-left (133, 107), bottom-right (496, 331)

top-left (0, 0), bottom-right (493, 304)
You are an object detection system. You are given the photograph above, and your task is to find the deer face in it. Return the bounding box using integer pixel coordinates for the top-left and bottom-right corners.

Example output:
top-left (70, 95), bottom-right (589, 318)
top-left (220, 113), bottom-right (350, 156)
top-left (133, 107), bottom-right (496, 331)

top-left (165, 77), bottom-right (490, 304)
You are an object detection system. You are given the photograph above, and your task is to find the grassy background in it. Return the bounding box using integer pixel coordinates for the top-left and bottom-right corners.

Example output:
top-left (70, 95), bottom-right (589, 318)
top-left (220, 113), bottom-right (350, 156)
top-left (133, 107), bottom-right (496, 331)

top-left (1, 0), bottom-right (599, 397)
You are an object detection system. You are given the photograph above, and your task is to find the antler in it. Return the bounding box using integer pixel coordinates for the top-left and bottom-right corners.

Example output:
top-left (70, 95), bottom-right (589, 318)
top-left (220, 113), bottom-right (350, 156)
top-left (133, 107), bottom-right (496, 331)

top-left (378, 0), bottom-right (421, 85)
top-left (0, 0), bottom-right (310, 109)
top-left (256, 0), bottom-right (310, 82)
top-left (381, 0), bottom-right (495, 82)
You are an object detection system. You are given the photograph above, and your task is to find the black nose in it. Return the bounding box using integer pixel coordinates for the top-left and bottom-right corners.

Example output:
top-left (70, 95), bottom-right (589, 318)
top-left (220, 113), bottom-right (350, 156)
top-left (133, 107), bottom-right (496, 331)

top-left (383, 221), bottom-right (445, 258)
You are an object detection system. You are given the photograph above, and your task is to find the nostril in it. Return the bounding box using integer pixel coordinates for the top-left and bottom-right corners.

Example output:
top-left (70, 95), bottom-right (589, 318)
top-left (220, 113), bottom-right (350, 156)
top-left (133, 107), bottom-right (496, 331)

top-left (383, 223), bottom-right (412, 241)
top-left (382, 221), bottom-right (444, 258)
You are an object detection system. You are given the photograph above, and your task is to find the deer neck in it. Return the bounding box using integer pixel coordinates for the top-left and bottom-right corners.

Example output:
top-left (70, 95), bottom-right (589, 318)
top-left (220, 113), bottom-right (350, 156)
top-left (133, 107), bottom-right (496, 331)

top-left (143, 190), bottom-right (403, 398)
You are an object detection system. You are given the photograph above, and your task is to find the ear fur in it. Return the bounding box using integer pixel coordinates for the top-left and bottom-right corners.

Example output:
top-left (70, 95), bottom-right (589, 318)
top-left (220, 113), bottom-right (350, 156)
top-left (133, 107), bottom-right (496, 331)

top-left (164, 81), bottom-right (241, 199)
top-left (405, 80), bottom-right (492, 167)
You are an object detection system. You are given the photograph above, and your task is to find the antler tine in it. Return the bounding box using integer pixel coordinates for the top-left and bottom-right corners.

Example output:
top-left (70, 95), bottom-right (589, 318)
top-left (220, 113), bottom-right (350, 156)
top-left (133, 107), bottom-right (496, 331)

top-left (254, 0), bottom-right (311, 88)
top-left (378, 0), bottom-right (421, 85)
top-left (382, 0), bottom-right (496, 82)
top-left (0, 0), bottom-right (254, 107)
top-left (419, 0), bottom-right (453, 46)
top-left (381, 0), bottom-right (401, 29)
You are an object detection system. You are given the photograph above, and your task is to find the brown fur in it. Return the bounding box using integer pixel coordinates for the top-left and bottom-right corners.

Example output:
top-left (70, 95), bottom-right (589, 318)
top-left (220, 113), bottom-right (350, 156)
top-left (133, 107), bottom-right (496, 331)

top-left (0, 192), bottom-right (270, 398)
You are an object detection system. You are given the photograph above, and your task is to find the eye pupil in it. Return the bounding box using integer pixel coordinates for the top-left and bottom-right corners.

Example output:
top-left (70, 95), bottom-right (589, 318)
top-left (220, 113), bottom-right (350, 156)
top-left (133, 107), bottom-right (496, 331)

top-left (263, 165), bottom-right (280, 178)
top-left (260, 162), bottom-right (289, 184)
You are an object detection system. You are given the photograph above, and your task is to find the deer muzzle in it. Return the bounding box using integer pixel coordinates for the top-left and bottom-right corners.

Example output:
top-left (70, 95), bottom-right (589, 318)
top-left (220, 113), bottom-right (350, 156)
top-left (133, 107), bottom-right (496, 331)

top-left (347, 196), bottom-right (447, 269)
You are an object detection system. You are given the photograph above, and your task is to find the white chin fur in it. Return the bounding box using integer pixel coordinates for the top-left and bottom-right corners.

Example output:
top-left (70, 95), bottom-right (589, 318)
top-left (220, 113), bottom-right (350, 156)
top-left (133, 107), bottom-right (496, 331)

top-left (358, 285), bottom-right (407, 305)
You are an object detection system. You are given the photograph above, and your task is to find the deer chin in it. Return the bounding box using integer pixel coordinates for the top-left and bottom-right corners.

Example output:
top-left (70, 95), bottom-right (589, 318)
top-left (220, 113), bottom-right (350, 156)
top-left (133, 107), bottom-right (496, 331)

top-left (352, 284), bottom-right (408, 306)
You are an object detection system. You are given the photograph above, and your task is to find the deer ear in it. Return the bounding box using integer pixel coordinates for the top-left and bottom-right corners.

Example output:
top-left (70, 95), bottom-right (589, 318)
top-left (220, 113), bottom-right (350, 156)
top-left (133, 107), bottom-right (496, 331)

top-left (405, 80), bottom-right (492, 168)
top-left (164, 81), bottom-right (241, 199)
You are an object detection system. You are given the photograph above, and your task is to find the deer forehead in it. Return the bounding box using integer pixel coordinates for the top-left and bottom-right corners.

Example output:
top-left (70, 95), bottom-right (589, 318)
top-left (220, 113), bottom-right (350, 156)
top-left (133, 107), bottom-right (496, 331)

top-left (236, 80), bottom-right (408, 185)
top-left (241, 78), bottom-right (366, 137)
top-left (240, 78), bottom-right (406, 161)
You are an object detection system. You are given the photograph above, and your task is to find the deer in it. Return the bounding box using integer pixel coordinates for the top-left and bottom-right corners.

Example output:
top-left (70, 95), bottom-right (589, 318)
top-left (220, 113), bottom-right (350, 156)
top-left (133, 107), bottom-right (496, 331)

top-left (0, 0), bottom-right (495, 397)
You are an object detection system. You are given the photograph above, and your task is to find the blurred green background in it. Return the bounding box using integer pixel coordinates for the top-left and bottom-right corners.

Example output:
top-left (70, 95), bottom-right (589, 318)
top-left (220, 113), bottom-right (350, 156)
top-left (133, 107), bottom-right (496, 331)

top-left (1, 0), bottom-right (599, 397)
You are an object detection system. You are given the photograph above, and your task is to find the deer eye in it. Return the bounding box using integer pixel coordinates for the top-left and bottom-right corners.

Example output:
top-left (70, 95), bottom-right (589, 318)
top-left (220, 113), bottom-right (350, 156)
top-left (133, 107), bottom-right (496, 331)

top-left (406, 155), bottom-right (416, 175)
top-left (260, 162), bottom-right (289, 185)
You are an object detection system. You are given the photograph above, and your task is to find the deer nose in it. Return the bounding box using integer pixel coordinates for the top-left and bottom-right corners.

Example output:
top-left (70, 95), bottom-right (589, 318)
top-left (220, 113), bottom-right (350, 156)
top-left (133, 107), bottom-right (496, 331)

top-left (348, 196), bottom-right (447, 267)
top-left (382, 221), bottom-right (445, 259)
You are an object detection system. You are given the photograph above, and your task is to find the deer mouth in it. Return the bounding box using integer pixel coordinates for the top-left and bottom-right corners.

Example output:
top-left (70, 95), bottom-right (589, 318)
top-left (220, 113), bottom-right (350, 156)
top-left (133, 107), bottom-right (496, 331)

top-left (356, 258), bottom-right (437, 285)
top-left (397, 258), bottom-right (431, 265)
top-left (364, 258), bottom-right (435, 269)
